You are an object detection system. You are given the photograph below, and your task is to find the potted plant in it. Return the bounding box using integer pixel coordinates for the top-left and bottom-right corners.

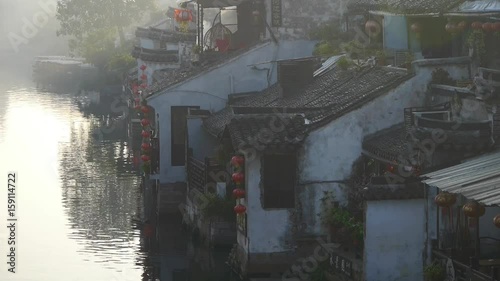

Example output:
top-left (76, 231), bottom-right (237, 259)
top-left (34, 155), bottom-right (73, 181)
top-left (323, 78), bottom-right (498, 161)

top-left (423, 261), bottom-right (446, 281)
top-left (350, 222), bottom-right (363, 246)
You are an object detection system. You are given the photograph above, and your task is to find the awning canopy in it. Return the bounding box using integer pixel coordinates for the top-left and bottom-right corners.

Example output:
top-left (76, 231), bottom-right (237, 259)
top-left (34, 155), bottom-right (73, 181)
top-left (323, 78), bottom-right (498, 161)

top-left (422, 151), bottom-right (500, 206)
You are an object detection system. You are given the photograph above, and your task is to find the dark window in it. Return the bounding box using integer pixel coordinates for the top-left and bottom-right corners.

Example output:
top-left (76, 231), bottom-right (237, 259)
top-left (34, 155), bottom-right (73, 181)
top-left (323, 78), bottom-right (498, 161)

top-left (263, 153), bottom-right (296, 208)
top-left (171, 106), bottom-right (198, 166)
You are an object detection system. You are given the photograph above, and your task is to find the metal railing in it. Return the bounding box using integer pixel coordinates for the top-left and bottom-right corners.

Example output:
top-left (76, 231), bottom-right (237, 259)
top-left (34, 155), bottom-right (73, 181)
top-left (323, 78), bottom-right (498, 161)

top-left (432, 250), bottom-right (497, 281)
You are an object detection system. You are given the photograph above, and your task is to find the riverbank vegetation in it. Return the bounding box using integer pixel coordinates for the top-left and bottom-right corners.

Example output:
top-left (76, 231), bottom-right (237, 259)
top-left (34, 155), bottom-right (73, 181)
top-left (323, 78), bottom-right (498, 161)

top-left (56, 0), bottom-right (158, 87)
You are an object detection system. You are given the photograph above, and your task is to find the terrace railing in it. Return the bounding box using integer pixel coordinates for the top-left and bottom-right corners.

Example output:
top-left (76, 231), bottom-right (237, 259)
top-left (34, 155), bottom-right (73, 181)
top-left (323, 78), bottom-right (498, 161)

top-left (432, 249), bottom-right (498, 281)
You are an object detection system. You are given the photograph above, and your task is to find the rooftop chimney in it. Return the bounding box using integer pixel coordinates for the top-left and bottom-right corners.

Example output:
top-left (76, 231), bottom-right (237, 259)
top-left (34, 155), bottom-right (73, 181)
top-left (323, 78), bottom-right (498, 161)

top-left (277, 58), bottom-right (317, 98)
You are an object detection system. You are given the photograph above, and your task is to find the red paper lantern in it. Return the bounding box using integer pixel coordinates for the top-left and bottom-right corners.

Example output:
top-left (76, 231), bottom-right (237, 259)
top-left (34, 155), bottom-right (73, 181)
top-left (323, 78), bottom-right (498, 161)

top-left (457, 21), bottom-right (468, 31)
top-left (141, 106), bottom-right (150, 113)
top-left (141, 130), bottom-right (151, 138)
top-left (232, 172), bottom-right (244, 184)
top-left (141, 155), bottom-right (150, 162)
top-left (494, 215), bottom-right (500, 228)
top-left (231, 155), bottom-right (245, 167)
top-left (232, 188), bottom-right (245, 199)
top-left (463, 201), bottom-right (485, 218)
top-left (140, 65), bottom-right (147, 71)
top-left (141, 119), bottom-right (150, 127)
top-left (141, 143), bottom-right (151, 150)
top-left (445, 23), bottom-right (457, 33)
top-left (410, 23), bottom-right (422, 33)
top-left (483, 22), bottom-right (493, 32)
top-left (493, 22), bottom-right (500, 32)
top-left (140, 74), bottom-right (147, 80)
top-left (472, 22), bottom-right (483, 29)
top-left (365, 20), bottom-right (380, 35)
top-left (387, 165), bottom-right (395, 173)
top-left (174, 9), bottom-right (193, 22)
top-left (435, 193), bottom-right (450, 207)
top-left (234, 204), bottom-right (246, 214)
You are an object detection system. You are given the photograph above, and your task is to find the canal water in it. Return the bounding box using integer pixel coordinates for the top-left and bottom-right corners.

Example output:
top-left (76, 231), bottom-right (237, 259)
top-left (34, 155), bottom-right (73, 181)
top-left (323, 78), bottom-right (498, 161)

top-left (0, 70), bottom-right (230, 281)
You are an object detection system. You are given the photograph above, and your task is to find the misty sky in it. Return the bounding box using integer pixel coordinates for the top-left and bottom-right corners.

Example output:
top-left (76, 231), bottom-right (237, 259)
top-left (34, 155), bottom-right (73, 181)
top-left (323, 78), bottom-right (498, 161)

top-left (0, 0), bottom-right (179, 82)
top-left (0, 0), bottom-right (231, 86)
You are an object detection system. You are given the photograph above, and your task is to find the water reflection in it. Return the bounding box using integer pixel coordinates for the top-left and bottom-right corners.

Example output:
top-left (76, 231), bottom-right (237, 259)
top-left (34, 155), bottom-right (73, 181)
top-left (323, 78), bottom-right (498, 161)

top-left (0, 84), bottom-right (233, 281)
top-left (58, 110), bottom-right (144, 272)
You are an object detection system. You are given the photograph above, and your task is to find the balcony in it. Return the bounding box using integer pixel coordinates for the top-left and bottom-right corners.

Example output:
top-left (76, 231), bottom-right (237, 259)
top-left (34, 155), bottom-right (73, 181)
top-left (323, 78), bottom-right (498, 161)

top-left (363, 176), bottom-right (425, 201)
top-left (404, 103), bottom-right (493, 150)
top-left (187, 156), bottom-right (225, 194)
top-left (131, 47), bottom-right (179, 63)
top-left (432, 249), bottom-right (499, 281)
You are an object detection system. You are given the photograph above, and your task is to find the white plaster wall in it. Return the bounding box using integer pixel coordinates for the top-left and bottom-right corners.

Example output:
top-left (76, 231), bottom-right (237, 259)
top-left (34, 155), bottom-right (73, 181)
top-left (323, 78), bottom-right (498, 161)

top-left (244, 155), bottom-right (291, 253)
top-left (480, 206), bottom-right (500, 239)
top-left (148, 40), bottom-right (316, 184)
top-left (365, 199), bottom-right (426, 281)
top-left (140, 38), bottom-right (155, 49)
top-left (301, 71), bottom-right (427, 235)
top-left (426, 186), bottom-right (438, 264)
top-left (137, 58), bottom-right (180, 86)
top-left (187, 117), bottom-right (219, 160)
top-left (167, 43), bottom-right (179, 51)
top-left (301, 61), bottom-right (472, 236)
top-left (239, 60), bottom-right (472, 255)
top-left (149, 92), bottom-right (226, 183)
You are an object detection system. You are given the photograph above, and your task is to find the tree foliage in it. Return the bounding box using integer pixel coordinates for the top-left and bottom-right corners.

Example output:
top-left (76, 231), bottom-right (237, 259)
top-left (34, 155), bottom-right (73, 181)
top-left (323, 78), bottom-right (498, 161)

top-left (56, 0), bottom-right (158, 42)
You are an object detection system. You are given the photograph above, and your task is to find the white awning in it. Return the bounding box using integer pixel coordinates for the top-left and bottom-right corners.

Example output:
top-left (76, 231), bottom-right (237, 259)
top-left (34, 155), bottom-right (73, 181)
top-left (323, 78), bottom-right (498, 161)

top-left (422, 150), bottom-right (500, 206)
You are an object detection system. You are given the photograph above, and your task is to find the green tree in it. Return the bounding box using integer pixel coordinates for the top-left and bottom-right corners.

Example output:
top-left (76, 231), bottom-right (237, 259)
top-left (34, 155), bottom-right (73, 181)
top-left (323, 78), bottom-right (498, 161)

top-left (56, 0), bottom-right (158, 45)
top-left (69, 28), bottom-right (116, 69)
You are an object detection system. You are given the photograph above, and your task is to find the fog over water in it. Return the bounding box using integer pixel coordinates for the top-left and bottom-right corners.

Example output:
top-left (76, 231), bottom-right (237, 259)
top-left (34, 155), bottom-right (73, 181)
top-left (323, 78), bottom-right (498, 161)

top-left (0, 0), bottom-right (178, 86)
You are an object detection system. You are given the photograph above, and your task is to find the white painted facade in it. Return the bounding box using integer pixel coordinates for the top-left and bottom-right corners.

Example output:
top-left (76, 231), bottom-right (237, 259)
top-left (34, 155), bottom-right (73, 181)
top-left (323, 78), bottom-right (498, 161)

top-left (365, 199), bottom-right (427, 281)
top-left (238, 58), bottom-right (473, 259)
top-left (187, 117), bottom-right (219, 161)
top-left (147, 39), bottom-right (316, 184)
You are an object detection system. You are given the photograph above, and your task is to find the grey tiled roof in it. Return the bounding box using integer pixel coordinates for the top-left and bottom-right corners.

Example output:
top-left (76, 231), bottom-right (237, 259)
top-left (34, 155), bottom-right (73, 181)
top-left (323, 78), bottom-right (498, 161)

top-left (347, 0), bottom-right (464, 14)
top-left (227, 114), bottom-right (308, 151)
top-left (204, 65), bottom-right (413, 147)
top-left (135, 27), bottom-right (196, 42)
top-left (362, 124), bottom-right (409, 164)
